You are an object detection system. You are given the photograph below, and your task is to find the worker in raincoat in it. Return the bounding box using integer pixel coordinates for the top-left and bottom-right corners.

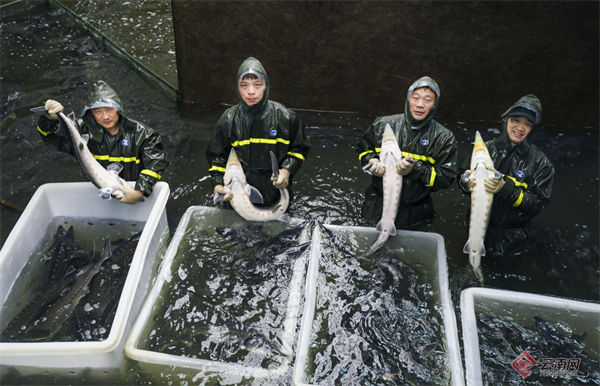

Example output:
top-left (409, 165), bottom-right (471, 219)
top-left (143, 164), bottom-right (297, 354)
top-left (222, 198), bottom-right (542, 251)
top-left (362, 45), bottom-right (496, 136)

top-left (206, 57), bottom-right (310, 207)
top-left (458, 94), bottom-right (555, 258)
top-left (357, 76), bottom-right (458, 228)
top-left (37, 80), bottom-right (169, 204)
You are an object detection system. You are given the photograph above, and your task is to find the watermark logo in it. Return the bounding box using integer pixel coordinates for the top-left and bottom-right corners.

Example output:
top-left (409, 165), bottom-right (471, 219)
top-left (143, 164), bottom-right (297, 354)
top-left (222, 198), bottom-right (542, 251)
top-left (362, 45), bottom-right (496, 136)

top-left (512, 351), bottom-right (538, 378)
top-left (512, 352), bottom-right (582, 378)
top-left (540, 358), bottom-right (581, 377)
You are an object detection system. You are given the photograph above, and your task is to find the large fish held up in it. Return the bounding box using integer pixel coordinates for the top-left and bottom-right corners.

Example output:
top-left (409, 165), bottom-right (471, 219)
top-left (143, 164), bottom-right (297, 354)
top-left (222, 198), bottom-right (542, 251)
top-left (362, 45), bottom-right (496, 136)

top-left (30, 107), bottom-right (127, 200)
top-left (364, 124), bottom-right (404, 255)
top-left (463, 131), bottom-right (500, 283)
top-left (214, 148), bottom-right (289, 222)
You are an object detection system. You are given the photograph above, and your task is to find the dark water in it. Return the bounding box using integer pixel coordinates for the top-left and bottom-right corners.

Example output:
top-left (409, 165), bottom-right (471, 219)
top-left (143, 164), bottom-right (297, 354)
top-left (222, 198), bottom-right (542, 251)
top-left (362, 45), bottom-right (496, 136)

top-left (0, 217), bottom-right (143, 343)
top-left (306, 227), bottom-right (447, 385)
top-left (477, 313), bottom-right (600, 385)
top-left (0, 1), bottom-right (599, 384)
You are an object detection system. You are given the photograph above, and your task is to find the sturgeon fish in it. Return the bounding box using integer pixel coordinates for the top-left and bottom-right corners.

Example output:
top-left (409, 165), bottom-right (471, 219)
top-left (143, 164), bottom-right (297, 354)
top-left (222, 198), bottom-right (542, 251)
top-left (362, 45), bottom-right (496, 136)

top-left (464, 131), bottom-right (498, 283)
top-left (22, 235), bottom-right (113, 341)
top-left (216, 149), bottom-right (289, 222)
top-left (31, 106), bottom-right (126, 200)
top-left (365, 124), bottom-right (403, 255)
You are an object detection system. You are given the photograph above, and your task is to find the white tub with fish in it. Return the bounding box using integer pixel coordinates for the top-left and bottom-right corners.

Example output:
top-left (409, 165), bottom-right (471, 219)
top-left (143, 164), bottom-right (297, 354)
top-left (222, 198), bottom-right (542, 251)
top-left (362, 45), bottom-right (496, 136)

top-left (0, 181), bottom-right (170, 371)
top-left (125, 206), bottom-right (310, 384)
top-left (460, 287), bottom-right (600, 386)
top-left (293, 224), bottom-right (465, 386)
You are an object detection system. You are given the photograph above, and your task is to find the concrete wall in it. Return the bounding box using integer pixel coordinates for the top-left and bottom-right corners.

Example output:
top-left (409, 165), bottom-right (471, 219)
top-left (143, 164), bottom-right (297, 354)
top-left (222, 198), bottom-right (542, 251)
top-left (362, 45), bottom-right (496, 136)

top-left (172, 1), bottom-right (599, 127)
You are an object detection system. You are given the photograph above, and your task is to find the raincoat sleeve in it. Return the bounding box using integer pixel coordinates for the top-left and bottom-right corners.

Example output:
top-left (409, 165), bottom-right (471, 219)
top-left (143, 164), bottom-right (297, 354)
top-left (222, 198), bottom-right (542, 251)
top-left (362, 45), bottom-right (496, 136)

top-left (205, 115), bottom-right (231, 188)
top-left (356, 120), bottom-right (382, 167)
top-left (135, 131), bottom-right (170, 197)
top-left (280, 111), bottom-right (310, 175)
top-left (407, 131), bottom-right (458, 190)
top-left (496, 157), bottom-right (554, 218)
top-left (36, 115), bottom-right (75, 155)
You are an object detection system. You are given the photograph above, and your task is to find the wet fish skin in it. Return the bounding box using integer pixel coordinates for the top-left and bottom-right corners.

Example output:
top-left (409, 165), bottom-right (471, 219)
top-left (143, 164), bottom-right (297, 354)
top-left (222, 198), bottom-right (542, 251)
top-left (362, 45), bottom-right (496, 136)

top-left (221, 148), bottom-right (290, 222)
top-left (46, 226), bottom-right (77, 285)
top-left (57, 111), bottom-right (126, 200)
top-left (366, 124), bottom-right (403, 256)
top-left (22, 235), bottom-right (113, 342)
top-left (464, 131), bottom-right (495, 283)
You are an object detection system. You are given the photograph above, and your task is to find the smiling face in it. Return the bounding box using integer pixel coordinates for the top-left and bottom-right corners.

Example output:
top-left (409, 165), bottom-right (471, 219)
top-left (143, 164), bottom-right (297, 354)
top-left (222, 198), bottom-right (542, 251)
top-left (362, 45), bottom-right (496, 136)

top-left (91, 107), bottom-right (120, 134)
top-left (506, 116), bottom-right (533, 146)
top-left (238, 75), bottom-right (265, 106)
top-left (408, 87), bottom-right (436, 121)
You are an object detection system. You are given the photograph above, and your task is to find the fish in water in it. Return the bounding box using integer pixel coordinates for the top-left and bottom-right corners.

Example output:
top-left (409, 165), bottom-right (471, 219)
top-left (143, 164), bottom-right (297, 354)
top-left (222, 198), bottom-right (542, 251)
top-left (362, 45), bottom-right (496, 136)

top-left (463, 131), bottom-right (497, 283)
top-left (19, 235), bottom-right (113, 342)
top-left (30, 107), bottom-right (127, 201)
top-left (222, 326), bottom-right (287, 359)
top-left (365, 124), bottom-right (404, 256)
top-left (215, 149), bottom-right (289, 222)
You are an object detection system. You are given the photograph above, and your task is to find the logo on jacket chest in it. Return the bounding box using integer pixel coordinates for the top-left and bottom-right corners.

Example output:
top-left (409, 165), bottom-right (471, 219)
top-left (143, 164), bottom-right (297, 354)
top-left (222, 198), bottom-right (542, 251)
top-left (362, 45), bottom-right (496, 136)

top-left (420, 139), bottom-right (429, 146)
top-left (269, 129), bottom-right (278, 137)
top-left (121, 139), bottom-right (130, 146)
top-left (516, 170), bottom-right (525, 181)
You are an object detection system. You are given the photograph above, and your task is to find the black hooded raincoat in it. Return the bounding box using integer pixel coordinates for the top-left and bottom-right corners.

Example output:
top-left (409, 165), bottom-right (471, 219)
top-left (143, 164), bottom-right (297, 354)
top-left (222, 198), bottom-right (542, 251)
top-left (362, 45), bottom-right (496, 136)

top-left (37, 81), bottom-right (169, 197)
top-left (205, 57), bottom-right (311, 207)
top-left (357, 77), bottom-right (458, 227)
top-left (457, 94), bottom-right (555, 258)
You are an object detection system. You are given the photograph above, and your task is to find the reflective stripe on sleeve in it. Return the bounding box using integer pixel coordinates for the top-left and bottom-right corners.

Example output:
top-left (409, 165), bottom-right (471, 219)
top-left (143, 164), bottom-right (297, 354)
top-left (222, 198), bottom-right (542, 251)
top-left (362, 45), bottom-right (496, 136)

top-left (513, 189), bottom-right (524, 207)
top-left (504, 175), bottom-right (529, 189)
top-left (402, 152), bottom-right (436, 165)
top-left (358, 149), bottom-right (375, 161)
top-left (141, 169), bottom-right (161, 180)
top-left (209, 166), bottom-right (226, 173)
top-left (287, 151), bottom-right (305, 161)
top-left (425, 166), bottom-right (436, 187)
top-left (37, 126), bottom-right (51, 136)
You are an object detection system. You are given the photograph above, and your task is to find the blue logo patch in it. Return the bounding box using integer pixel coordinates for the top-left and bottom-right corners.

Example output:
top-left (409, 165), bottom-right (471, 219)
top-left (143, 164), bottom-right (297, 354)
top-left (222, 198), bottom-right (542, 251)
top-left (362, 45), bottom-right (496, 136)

top-left (269, 129), bottom-right (277, 136)
top-left (121, 139), bottom-right (130, 146)
top-left (420, 139), bottom-right (429, 146)
top-left (516, 170), bottom-right (525, 181)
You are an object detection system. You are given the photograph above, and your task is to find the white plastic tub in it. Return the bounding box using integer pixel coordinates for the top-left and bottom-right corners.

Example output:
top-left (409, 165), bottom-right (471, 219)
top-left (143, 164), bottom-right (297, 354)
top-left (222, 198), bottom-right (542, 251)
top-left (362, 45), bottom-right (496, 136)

top-left (293, 224), bottom-right (465, 386)
top-left (460, 287), bottom-right (600, 386)
top-left (0, 181), bottom-right (170, 370)
top-left (126, 205), bottom-right (310, 382)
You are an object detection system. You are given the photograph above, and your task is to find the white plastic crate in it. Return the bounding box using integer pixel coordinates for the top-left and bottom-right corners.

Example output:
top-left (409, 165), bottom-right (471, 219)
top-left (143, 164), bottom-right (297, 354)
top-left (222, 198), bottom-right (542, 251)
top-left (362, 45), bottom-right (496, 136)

top-left (293, 224), bottom-right (465, 386)
top-left (460, 287), bottom-right (600, 386)
top-left (0, 181), bottom-right (170, 370)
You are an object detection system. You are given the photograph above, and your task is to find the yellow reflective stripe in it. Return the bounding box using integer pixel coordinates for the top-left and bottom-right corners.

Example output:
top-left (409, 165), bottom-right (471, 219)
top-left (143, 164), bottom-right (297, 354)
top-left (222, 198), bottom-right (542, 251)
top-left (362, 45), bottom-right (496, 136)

top-left (287, 151), bottom-right (305, 161)
top-left (513, 189), bottom-right (524, 207)
top-left (37, 126), bottom-right (51, 136)
top-left (425, 166), bottom-right (436, 187)
top-left (401, 151), bottom-right (436, 165)
top-left (141, 169), bottom-right (161, 180)
top-left (231, 137), bottom-right (291, 147)
top-left (209, 166), bottom-right (226, 173)
top-left (504, 174), bottom-right (528, 189)
top-left (358, 150), bottom-right (374, 161)
top-left (93, 155), bottom-right (140, 164)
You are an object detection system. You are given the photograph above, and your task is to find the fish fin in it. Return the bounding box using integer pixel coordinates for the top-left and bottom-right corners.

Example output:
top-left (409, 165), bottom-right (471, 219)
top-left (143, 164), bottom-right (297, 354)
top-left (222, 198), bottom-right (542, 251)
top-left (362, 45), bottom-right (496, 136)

top-left (375, 220), bottom-right (396, 236)
top-left (30, 106), bottom-right (48, 115)
top-left (96, 235), bottom-right (112, 263)
top-left (278, 213), bottom-right (290, 223)
top-left (81, 133), bottom-right (90, 145)
top-left (246, 185), bottom-right (264, 204)
top-left (213, 192), bottom-right (225, 204)
top-left (270, 151), bottom-right (279, 179)
top-left (107, 162), bottom-right (124, 174)
top-left (480, 242), bottom-right (486, 256)
top-left (98, 188), bottom-right (113, 200)
top-left (463, 241), bottom-right (470, 254)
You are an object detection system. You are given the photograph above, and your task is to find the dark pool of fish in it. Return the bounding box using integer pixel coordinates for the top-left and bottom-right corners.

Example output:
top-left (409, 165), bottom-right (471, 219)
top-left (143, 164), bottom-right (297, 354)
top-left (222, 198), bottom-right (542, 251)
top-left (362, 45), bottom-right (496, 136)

top-left (477, 313), bottom-right (600, 385)
top-left (0, 226), bottom-right (140, 343)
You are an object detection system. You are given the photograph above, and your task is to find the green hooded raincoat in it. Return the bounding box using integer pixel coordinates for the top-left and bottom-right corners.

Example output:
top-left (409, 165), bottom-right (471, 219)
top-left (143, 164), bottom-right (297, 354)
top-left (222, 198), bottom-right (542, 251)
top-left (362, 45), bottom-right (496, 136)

top-left (457, 94), bottom-right (555, 258)
top-left (357, 76), bottom-right (458, 227)
top-left (37, 81), bottom-right (169, 196)
top-left (205, 57), bottom-right (311, 207)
